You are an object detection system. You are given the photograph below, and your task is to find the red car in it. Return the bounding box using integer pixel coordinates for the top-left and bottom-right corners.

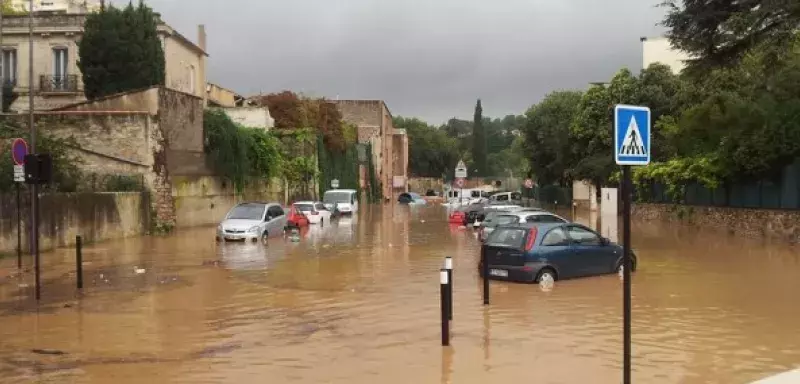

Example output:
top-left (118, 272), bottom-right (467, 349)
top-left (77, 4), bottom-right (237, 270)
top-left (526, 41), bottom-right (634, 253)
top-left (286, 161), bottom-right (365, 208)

top-left (448, 210), bottom-right (466, 224)
top-left (286, 205), bottom-right (310, 228)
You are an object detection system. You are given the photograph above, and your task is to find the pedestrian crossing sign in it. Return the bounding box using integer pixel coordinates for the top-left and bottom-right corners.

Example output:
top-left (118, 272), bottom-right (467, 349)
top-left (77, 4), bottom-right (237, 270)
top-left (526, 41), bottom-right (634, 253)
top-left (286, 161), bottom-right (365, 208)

top-left (614, 104), bottom-right (651, 166)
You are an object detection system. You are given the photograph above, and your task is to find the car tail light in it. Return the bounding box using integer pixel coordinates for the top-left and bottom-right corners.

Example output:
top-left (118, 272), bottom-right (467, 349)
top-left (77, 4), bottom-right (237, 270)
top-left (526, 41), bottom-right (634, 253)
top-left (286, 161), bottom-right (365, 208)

top-left (524, 227), bottom-right (538, 251)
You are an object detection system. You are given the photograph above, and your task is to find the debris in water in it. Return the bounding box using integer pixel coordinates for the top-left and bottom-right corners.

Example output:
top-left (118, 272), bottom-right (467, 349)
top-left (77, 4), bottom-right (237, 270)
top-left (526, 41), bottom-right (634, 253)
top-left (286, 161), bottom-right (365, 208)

top-left (134, 266), bottom-right (146, 274)
top-left (421, 220), bottom-right (426, 223)
top-left (31, 349), bottom-right (66, 355)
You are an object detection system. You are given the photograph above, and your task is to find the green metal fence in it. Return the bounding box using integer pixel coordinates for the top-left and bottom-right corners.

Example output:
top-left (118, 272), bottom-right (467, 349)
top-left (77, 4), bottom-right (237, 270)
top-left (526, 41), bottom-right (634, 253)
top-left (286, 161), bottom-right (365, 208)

top-left (636, 159), bottom-right (800, 210)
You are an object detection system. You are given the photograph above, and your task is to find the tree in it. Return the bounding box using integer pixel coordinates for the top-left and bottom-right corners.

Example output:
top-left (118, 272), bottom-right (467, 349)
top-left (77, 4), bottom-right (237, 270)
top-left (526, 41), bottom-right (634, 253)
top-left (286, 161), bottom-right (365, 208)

top-left (1, 0), bottom-right (25, 14)
top-left (523, 91), bottom-right (583, 185)
top-left (662, 0), bottom-right (800, 72)
top-left (78, 1), bottom-right (165, 99)
top-left (472, 99), bottom-right (487, 176)
top-left (394, 116), bottom-right (459, 178)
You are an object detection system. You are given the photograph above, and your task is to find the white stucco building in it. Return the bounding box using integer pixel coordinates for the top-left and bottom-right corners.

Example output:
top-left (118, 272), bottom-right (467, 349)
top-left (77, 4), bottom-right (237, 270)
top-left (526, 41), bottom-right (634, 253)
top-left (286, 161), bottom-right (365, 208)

top-left (11, 0), bottom-right (101, 13)
top-left (641, 36), bottom-right (692, 74)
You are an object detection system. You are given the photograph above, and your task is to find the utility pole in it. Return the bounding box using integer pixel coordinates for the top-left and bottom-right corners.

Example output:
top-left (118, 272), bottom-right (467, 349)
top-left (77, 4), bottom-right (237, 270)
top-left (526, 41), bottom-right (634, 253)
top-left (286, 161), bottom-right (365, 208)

top-left (28, 0), bottom-right (40, 301)
top-left (1, 0), bottom-right (4, 108)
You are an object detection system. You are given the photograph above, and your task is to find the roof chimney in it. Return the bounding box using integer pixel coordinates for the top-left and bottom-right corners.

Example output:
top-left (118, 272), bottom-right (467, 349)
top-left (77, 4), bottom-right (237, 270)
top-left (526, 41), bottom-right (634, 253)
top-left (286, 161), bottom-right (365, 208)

top-left (198, 24), bottom-right (207, 52)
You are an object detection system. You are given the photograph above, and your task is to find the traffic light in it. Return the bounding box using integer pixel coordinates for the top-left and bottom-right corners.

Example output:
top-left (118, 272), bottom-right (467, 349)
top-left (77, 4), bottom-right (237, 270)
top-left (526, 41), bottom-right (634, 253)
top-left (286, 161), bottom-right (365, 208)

top-left (24, 153), bottom-right (53, 185)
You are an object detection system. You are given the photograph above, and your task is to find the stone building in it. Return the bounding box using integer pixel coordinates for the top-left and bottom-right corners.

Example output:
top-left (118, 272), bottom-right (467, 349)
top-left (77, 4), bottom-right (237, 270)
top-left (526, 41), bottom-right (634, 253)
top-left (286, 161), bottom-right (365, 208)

top-left (331, 100), bottom-right (408, 200)
top-left (0, 12), bottom-right (207, 111)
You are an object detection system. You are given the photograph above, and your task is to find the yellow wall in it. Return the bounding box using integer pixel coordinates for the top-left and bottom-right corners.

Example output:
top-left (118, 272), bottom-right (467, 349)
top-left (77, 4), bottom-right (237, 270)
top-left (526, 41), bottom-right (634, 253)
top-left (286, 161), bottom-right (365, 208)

top-left (207, 83), bottom-right (236, 107)
top-left (162, 35), bottom-right (206, 99)
top-left (0, 192), bottom-right (147, 253)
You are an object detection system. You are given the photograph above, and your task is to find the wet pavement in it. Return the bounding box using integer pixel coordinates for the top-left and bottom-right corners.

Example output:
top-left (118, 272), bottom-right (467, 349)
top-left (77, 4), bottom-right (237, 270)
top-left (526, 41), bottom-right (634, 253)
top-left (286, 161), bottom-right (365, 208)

top-left (0, 204), bottom-right (799, 383)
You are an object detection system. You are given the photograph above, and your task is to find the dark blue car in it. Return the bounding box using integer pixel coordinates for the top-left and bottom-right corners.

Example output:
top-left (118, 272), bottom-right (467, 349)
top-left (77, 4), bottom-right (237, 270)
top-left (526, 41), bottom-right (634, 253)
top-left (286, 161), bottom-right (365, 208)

top-left (479, 222), bottom-right (638, 283)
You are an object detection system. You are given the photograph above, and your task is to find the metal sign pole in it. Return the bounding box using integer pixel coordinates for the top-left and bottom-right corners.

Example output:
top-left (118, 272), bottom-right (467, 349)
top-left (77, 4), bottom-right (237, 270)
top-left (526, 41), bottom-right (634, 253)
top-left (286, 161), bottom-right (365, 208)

top-left (28, 0), bottom-right (41, 301)
top-left (16, 183), bottom-right (21, 270)
top-left (622, 164), bottom-right (632, 384)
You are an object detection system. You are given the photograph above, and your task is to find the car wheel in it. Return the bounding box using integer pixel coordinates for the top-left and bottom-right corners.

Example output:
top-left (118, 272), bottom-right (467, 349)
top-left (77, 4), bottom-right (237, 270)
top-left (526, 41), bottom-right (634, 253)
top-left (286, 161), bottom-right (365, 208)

top-left (320, 218), bottom-right (324, 227)
top-left (536, 268), bottom-right (557, 284)
top-left (261, 230), bottom-right (269, 245)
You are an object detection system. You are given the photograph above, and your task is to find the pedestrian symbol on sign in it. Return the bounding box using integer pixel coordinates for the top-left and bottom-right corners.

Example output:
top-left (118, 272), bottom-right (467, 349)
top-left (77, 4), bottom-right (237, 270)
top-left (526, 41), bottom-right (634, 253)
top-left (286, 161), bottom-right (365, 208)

top-left (619, 117), bottom-right (646, 155)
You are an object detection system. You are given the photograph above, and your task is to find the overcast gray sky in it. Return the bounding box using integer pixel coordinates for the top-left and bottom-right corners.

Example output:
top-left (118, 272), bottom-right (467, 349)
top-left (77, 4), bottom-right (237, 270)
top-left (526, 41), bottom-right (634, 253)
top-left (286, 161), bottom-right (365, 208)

top-left (139, 0), bottom-right (666, 124)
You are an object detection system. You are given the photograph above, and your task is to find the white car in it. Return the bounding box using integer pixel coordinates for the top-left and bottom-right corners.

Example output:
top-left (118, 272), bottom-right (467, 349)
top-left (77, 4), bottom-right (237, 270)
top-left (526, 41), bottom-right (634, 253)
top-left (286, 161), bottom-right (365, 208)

top-left (293, 201), bottom-right (332, 226)
top-left (217, 202), bottom-right (287, 242)
top-left (323, 189), bottom-right (359, 214)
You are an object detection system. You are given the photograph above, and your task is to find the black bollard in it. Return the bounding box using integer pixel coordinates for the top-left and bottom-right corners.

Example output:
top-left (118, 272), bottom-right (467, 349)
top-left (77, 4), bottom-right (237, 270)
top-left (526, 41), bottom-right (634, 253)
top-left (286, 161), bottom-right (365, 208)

top-left (440, 268), bottom-right (450, 346)
top-left (76, 235), bottom-right (83, 289)
top-left (481, 249), bottom-right (490, 305)
top-left (445, 256), bottom-right (453, 320)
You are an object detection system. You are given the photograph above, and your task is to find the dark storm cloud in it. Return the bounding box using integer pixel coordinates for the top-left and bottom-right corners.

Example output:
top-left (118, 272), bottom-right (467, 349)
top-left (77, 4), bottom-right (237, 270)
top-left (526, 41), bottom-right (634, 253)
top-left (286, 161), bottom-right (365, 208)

top-left (140, 0), bottom-right (666, 124)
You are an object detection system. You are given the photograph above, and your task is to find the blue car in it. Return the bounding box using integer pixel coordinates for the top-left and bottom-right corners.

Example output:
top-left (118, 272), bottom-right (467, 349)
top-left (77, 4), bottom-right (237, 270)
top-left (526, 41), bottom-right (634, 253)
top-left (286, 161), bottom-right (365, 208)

top-left (479, 222), bottom-right (637, 283)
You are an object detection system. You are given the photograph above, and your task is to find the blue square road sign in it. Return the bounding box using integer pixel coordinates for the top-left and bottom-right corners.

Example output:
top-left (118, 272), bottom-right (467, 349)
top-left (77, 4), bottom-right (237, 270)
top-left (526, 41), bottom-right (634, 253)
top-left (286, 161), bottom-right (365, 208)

top-left (614, 104), bottom-right (651, 166)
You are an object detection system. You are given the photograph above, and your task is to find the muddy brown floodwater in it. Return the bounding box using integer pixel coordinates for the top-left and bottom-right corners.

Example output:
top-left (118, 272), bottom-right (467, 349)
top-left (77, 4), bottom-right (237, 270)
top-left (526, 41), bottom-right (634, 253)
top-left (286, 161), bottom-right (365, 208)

top-left (0, 204), bottom-right (799, 383)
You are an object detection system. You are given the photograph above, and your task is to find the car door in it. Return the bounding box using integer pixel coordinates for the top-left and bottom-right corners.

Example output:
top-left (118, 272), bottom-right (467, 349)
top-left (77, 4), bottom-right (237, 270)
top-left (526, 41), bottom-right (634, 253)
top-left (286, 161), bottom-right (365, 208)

top-left (537, 226), bottom-right (579, 278)
top-left (315, 203), bottom-right (331, 222)
top-left (566, 225), bottom-right (613, 276)
top-left (266, 205), bottom-right (285, 235)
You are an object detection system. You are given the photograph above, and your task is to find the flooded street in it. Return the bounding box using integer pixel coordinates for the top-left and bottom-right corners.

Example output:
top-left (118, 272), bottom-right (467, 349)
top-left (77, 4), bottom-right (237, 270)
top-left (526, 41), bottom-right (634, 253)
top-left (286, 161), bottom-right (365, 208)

top-left (0, 205), bottom-right (799, 383)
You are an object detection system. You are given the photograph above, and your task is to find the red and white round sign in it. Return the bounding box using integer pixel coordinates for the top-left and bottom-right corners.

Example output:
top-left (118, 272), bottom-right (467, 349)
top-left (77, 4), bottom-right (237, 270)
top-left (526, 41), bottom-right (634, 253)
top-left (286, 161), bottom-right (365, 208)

top-left (455, 178), bottom-right (465, 188)
top-left (524, 179), bottom-right (534, 189)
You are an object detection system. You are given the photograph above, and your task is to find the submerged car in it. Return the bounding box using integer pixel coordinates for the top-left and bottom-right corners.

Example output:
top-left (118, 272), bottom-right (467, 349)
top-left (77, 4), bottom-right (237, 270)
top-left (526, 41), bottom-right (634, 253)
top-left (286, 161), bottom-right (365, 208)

top-left (478, 211), bottom-right (568, 242)
top-left (479, 223), bottom-right (637, 283)
top-left (217, 202), bottom-right (288, 242)
top-left (398, 192), bottom-right (427, 205)
top-left (323, 189), bottom-right (359, 214)
top-left (293, 201), bottom-right (332, 225)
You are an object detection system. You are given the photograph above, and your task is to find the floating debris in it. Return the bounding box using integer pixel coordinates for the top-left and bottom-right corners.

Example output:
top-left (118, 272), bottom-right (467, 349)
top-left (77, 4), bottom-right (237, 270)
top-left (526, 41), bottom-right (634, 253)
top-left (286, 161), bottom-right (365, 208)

top-left (134, 266), bottom-right (146, 274)
top-left (31, 348), bottom-right (66, 356)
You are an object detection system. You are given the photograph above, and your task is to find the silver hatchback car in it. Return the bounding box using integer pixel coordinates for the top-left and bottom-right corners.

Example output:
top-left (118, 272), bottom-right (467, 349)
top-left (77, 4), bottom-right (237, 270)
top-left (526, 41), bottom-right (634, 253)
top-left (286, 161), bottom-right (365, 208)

top-left (217, 202), bottom-right (288, 242)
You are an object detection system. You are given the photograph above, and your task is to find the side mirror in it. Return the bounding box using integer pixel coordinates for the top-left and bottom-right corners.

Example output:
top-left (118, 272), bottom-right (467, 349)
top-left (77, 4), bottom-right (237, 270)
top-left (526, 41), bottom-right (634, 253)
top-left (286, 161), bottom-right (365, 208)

top-left (600, 237), bottom-right (610, 246)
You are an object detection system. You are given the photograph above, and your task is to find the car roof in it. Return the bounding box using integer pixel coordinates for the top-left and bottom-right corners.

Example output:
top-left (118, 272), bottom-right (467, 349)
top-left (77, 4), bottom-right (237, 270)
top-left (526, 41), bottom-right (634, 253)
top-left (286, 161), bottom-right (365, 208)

top-left (237, 201), bottom-right (276, 206)
top-left (497, 222), bottom-right (566, 232)
top-left (293, 201), bottom-right (319, 205)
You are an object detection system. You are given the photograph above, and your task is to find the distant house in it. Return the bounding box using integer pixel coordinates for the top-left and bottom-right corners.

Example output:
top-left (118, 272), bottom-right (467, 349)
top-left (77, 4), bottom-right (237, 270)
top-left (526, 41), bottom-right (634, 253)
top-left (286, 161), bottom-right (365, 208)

top-left (1, 11), bottom-right (208, 111)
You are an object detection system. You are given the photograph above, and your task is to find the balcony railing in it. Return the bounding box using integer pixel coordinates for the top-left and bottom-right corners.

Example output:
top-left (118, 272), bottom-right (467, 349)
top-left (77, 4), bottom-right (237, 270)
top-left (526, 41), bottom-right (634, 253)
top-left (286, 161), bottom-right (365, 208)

top-left (39, 74), bottom-right (79, 93)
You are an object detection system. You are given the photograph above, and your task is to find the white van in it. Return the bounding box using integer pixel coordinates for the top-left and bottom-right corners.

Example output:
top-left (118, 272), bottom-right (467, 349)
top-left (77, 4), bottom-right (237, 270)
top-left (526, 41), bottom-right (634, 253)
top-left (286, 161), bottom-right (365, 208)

top-left (323, 189), bottom-right (359, 214)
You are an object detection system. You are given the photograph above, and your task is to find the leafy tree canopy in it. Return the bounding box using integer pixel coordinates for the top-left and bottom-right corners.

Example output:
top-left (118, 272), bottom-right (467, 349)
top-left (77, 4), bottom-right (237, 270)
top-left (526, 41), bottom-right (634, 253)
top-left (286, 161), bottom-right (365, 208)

top-left (78, 1), bottom-right (165, 99)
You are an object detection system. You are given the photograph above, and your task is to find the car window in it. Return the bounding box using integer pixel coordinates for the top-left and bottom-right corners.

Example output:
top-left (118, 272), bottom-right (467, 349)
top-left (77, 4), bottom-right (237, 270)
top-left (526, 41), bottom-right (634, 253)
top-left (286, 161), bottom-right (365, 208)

top-left (511, 192), bottom-right (522, 200)
top-left (315, 203), bottom-right (327, 211)
top-left (496, 194), bottom-right (509, 201)
top-left (541, 227), bottom-right (569, 246)
top-left (527, 214), bottom-right (566, 223)
top-left (267, 206), bottom-right (284, 220)
top-left (491, 215), bottom-right (519, 227)
top-left (568, 226), bottom-right (600, 245)
top-left (227, 204), bottom-right (265, 220)
top-left (486, 227), bottom-right (527, 248)
top-left (295, 204), bottom-right (314, 212)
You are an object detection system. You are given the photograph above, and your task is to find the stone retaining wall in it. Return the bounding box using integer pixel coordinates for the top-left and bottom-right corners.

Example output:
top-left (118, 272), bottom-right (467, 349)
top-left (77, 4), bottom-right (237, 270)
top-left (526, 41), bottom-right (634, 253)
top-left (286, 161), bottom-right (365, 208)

top-left (633, 203), bottom-right (800, 242)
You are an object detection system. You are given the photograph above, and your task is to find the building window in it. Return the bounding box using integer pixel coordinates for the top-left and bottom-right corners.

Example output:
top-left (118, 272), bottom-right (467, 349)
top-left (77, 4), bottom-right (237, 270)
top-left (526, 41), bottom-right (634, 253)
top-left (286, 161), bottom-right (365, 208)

top-left (53, 47), bottom-right (68, 77)
top-left (1, 49), bottom-right (17, 86)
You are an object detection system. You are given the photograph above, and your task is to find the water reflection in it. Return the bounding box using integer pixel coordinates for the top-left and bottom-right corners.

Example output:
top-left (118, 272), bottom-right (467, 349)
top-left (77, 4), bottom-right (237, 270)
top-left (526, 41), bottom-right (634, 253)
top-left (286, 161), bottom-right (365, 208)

top-left (0, 205), bottom-right (798, 383)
